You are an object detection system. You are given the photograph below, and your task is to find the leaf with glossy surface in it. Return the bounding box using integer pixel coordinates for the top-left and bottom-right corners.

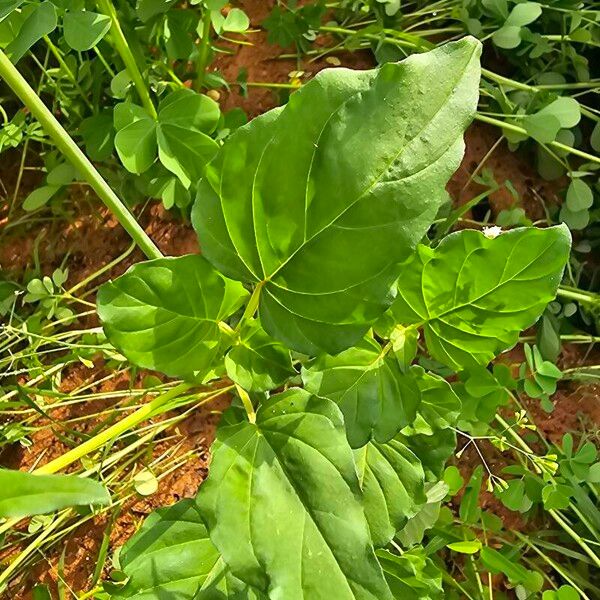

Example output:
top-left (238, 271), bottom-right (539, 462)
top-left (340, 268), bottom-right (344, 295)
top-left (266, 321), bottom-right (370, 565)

top-left (0, 469), bottom-right (110, 519)
top-left (355, 437), bottom-right (426, 547)
top-left (63, 10), bottom-right (111, 50)
top-left (389, 226), bottom-right (571, 370)
top-left (197, 388), bottom-right (392, 600)
top-left (97, 255), bottom-right (248, 378)
top-left (114, 499), bottom-right (262, 599)
top-left (225, 320), bottom-right (294, 392)
top-left (193, 38), bottom-right (481, 355)
top-left (302, 337), bottom-right (420, 448)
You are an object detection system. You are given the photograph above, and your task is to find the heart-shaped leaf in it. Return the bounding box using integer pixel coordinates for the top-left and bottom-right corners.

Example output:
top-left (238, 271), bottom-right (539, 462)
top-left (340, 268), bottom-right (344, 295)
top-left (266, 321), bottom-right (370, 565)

top-left (302, 337), bottom-right (420, 448)
top-left (197, 389), bottom-right (392, 599)
top-left (193, 38), bottom-right (481, 355)
top-left (355, 437), bottom-right (426, 548)
top-left (97, 254), bottom-right (248, 378)
top-left (389, 226), bottom-right (571, 370)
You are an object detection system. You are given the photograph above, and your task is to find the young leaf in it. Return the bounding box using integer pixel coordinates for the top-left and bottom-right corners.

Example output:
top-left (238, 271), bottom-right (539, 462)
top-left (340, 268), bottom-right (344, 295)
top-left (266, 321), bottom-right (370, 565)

top-left (389, 226), bottom-right (571, 370)
top-left (224, 320), bottom-right (295, 392)
top-left (355, 437), bottom-right (426, 548)
top-left (197, 389), bottom-right (393, 599)
top-left (23, 185), bottom-right (60, 211)
top-left (302, 337), bottom-right (420, 448)
top-left (63, 10), bottom-right (111, 51)
top-left (193, 38), bottom-right (482, 355)
top-left (97, 255), bottom-right (248, 378)
top-left (113, 499), bottom-right (263, 598)
top-left (0, 469), bottom-right (110, 519)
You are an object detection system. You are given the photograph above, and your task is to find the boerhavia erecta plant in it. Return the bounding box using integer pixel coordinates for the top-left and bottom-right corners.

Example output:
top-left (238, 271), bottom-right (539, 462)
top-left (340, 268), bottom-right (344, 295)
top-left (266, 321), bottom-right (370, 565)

top-left (97, 37), bottom-right (571, 598)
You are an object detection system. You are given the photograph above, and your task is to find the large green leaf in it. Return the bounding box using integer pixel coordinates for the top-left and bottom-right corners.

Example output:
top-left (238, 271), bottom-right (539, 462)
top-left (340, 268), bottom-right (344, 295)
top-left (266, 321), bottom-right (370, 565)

top-left (197, 389), bottom-right (392, 599)
top-left (302, 337), bottom-right (419, 448)
top-left (97, 255), bottom-right (248, 378)
top-left (0, 469), bottom-right (110, 519)
top-left (114, 500), bottom-right (263, 599)
top-left (192, 38), bottom-right (481, 355)
top-left (5, 1), bottom-right (56, 62)
top-left (355, 437), bottom-right (426, 548)
top-left (389, 226), bottom-right (571, 370)
top-left (224, 320), bottom-right (295, 392)
top-left (0, 0), bottom-right (24, 22)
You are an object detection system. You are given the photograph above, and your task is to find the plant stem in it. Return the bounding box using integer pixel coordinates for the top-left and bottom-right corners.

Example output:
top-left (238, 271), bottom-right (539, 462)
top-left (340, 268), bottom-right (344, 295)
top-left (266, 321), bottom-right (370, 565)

top-left (236, 384), bottom-right (256, 424)
top-left (195, 9), bottom-right (213, 91)
top-left (557, 287), bottom-right (600, 305)
top-left (36, 383), bottom-right (192, 475)
top-left (43, 36), bottom-right (93, 111)
top-left (0, 49), bottom-right (162, 260)
top-left (475, 114), bottom-right (600, 165)
top-left (95, 0), bottom-right (157, 119)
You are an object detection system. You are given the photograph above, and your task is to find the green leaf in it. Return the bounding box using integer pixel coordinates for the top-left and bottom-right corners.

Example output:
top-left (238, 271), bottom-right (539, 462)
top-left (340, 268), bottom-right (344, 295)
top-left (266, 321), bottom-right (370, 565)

top-left (223, 7), bottom-right (250, 32)
top-left (63, 9), bottom-right (111, 51)
top-left (224, 319), bottom-right (295, 392)
top-left (591, 121), bottom-right (600, 153)
top-left (492, 25), bottom-right (522, 49)
top-left (302, 337), bottom-right (420, 448)
top-left (136, 0), bottom-right (177, 22)
top-left (559, 205), bottom-right (589, 231)
top-left (5, 1), bottom-right (57, 62)
top-left (114, 499), bottom-right (263, 599)
top-left (497, 479), bottom-right (532, 512)
top-left (97, 255), bottom-right (248, 378)
top-left (542, 483), bottom-right (571, 511)
top-left (505, 2), bottom-right (542, 27)
top-left (566, 179), bottom-right (593, 211)
top-left (524, 112), bottom-right (561, 143)
top-left (459, 466), bottom-right (483, 524)
top-left (389, 226), bottom-right (571, 370)
top-left (396, 481), bottom-right (449, 547)
top-left (197, 389), bottom-right (393, 599)
top-left (114, 113), bottom-right (157, 174)
top-left (539, 97), bottom-right (581, 129)
top-left (114, 91), bottom-right (220, 183)
top-left (0, 0), bottom-right (24, 22)
top-left (377, 548), bottom-right (444, 599)
top-left (192, 38), bottom-right (482, 355)
top-left (401, 427), bottom-right (457, 480)
top-left (355, 436), bottom-right (426, 547)
top-left (0, 469), bottom-right (110, 519)
top-left (80, 111), bottom-right (114, 161)
top-left (447, 539), bottom-right (482, 554)
top-left (481, 547), bottom-right (543, 590)
top-left (23, 185), bottom-right (60, 211)
top-left (156, 89), bottom-right (220, 187)
top-left (407, 367), bottom-right (461, 434)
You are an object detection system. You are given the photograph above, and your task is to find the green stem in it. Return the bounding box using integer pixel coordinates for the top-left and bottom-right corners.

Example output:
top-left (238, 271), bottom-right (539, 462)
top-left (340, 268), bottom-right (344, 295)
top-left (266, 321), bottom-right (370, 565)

top-left (557, 287), bottom-right (599, 305)
top-left (475, 114), bottom-right (600, 164)
top-left (0, 50), bottom-right (162, 260)
top-left (95, 0), bottom-right (157, 119)
top-left (195, 9), bottom-right (213, 91)
top-left (236, 280), bottom-right (265, 332)
top-left (43, 36), bottom-right (93, 110)
top-left (37, 383), bottom-right (192, 475)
